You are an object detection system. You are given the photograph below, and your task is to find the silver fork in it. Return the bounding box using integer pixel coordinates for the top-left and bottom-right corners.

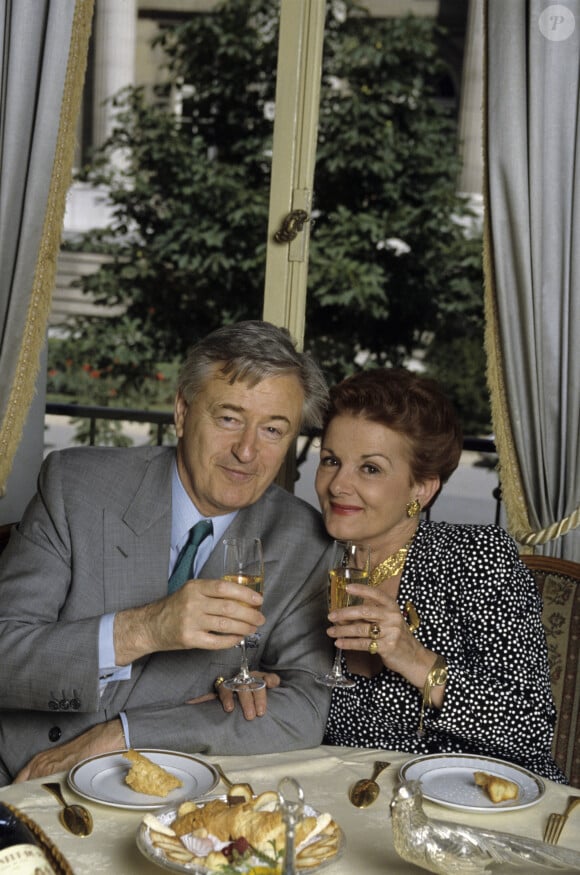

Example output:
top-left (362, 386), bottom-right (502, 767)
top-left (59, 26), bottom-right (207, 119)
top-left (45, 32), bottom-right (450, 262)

top-left (543, 795), bottom-right (580, 845)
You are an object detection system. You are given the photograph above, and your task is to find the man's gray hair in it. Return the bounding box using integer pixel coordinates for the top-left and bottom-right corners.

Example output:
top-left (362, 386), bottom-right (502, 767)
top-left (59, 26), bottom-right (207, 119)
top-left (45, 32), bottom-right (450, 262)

top-left (177, 320), bottom-right (329, 430)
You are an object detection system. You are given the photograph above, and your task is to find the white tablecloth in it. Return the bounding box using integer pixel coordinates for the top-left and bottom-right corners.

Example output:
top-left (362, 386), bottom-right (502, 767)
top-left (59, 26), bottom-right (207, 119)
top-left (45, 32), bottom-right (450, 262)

top-left (1, 746), bottom-right (579, 874)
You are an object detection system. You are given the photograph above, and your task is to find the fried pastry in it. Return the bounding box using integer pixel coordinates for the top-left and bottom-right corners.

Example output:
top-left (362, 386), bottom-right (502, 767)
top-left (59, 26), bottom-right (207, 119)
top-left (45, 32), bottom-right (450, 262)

top-left (474, 770), bottom-right (519, 803)
top-left (147, 789), bottom-right (340, 871)
top-left (172, 794), bottom-right (326, 852)
top-left (123, 749), bottom-right (183, 797)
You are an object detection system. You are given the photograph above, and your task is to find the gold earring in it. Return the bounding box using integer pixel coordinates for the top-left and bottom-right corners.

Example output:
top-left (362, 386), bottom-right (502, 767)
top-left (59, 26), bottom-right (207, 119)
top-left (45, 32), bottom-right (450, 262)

top-left (406, 498), bottom-right (421, 518)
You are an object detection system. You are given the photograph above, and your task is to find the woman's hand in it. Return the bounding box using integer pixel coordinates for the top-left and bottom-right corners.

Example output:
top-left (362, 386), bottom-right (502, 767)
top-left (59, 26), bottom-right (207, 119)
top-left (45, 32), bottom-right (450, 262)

top-left (327, 583), bottom-right (437, 692)
top-left (187, 672), bottom-right (281, 721)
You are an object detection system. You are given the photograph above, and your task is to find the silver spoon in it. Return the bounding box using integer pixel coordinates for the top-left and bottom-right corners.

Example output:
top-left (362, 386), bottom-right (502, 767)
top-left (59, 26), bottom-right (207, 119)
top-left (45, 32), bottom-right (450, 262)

top-left (42, 781), bottom-right (93, 837)
top-left (213, 763), bottom-right (255, 800)
top-left (349, 761), bottom-right (391, 808)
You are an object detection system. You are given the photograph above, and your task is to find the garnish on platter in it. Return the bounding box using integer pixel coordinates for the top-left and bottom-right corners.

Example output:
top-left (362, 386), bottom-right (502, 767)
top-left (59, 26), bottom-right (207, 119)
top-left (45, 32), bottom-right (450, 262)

top-left (138, 785), bottom-right (343, 872)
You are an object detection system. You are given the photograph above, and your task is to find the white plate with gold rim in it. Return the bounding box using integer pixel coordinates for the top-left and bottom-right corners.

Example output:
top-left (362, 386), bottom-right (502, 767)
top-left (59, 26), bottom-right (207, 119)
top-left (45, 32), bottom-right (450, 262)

top-left (68, 749), bottom-right (219, 810)
top-left (399, 753), bottom-right (545, 812)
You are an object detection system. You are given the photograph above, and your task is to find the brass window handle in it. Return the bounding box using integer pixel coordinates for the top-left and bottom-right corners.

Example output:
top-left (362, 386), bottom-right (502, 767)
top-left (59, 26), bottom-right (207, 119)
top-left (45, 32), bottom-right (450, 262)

top-left (274, 209), bottom-right (309, 243)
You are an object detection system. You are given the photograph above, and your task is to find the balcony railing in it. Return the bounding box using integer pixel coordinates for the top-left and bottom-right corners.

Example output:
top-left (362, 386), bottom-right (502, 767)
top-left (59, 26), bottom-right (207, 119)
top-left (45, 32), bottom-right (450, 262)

top-left (46, 402), bottom-right (175, 446)
top-left (45, 402), bottom-right (501, 523)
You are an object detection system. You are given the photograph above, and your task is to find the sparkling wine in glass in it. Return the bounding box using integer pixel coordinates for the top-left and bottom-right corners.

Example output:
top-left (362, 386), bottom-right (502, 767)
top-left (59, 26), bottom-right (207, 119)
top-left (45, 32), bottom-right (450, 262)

top-left (316, 540), bottom-right (371, 689)
top-left (222, 537), bottom-right (265, 692)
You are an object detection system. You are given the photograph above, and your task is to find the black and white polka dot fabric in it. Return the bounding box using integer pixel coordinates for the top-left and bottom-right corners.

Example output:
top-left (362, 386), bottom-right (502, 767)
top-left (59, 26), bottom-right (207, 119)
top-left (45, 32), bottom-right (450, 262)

top-left (324, 520), bottom-right (567, 784)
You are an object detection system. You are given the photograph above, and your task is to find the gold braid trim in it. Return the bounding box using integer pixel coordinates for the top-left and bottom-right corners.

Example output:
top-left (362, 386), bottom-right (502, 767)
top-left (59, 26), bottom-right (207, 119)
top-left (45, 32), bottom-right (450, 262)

top-left (482, 3), bottom-right (532, 550)
top-left (0, 0), bottom-right (95, 495)
top-left (482, 226), bottom-right (532, 544)
top-left (513, 505), bottom-right (580, 546)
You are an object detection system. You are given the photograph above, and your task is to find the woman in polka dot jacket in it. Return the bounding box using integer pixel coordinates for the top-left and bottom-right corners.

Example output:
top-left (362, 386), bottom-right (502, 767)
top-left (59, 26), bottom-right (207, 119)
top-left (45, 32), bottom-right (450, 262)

top-left (315, 368), bottom-right (566, 783)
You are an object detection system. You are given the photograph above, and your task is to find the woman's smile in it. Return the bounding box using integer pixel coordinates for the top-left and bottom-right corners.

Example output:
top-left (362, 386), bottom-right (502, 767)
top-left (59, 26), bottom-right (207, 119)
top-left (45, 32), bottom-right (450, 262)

top-left (328, 500), bottom-right (363, 515)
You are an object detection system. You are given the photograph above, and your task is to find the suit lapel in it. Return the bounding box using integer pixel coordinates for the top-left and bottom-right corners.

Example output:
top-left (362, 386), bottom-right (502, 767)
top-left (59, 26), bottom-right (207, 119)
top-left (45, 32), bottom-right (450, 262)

top-left (198, 492), bottom-right (272, 579)
top-left (103, 450), bottom-right (174, 610)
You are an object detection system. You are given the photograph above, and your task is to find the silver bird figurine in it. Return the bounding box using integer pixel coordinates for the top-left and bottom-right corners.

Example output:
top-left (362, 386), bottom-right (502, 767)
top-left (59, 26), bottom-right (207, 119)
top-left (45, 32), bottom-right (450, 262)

top-left (390, 780), bottom-right (580, 874)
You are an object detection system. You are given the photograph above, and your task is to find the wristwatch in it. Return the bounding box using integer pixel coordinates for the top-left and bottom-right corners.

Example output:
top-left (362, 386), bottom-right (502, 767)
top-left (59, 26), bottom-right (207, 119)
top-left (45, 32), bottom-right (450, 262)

top-left (418, 654), bottom-right (448, 736)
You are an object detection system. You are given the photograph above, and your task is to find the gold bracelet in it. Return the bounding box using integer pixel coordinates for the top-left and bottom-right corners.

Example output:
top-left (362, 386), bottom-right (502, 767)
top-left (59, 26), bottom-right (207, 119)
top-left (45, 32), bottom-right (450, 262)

top-left (418, 654), bottom-right (448, 736)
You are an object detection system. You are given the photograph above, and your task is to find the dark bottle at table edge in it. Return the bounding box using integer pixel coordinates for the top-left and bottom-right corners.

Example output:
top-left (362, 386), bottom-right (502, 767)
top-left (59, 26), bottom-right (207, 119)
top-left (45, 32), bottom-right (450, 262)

top-left (0, 802), bottom-right (58, 874)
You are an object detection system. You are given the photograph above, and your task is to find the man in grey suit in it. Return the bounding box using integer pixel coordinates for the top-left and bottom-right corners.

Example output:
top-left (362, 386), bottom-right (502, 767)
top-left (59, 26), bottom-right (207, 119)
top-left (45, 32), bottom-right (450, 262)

top-left (0, 321), bottom-right (333, 785)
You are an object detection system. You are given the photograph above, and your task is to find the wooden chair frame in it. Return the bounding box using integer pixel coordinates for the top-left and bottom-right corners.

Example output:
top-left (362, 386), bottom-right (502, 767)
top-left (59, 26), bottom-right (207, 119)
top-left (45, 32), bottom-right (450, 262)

top-left (522, 554), bottom-right (580, 788)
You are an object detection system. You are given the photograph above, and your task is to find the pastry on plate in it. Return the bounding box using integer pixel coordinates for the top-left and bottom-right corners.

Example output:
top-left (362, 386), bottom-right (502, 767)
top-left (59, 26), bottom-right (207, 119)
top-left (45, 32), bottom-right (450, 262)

top-left (474, 770), bottom-right (519, 803)
top-left (123, 749), bottom-right (183, 797)
top-left (142, 790), bottom-right (341, 871)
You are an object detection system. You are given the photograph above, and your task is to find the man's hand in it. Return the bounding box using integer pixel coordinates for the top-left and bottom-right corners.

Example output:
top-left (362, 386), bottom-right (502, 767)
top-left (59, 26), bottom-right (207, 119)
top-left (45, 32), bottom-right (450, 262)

top-left (14, 719), bottom-right (125, 783)
top-left (205, 671), bottom-right (281, 720)
top-left (114, 578), bottom-right (265, 665)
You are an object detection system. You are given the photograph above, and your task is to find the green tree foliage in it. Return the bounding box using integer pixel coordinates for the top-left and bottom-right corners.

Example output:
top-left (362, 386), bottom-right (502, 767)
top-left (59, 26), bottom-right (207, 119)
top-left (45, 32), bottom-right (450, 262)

top-left (307, 8), bottom-right (477, 380)
top-left (52, 0), bottom-right (488, 432)
top-left (423, 229), bottom-right (490, 435)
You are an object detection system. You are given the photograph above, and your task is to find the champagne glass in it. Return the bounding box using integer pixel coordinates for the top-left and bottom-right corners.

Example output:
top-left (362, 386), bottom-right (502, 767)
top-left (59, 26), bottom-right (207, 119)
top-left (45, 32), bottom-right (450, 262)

top-left (222, 537), bottom-right (265, 692)
top-left (316, 540), bottom-right (371, 688)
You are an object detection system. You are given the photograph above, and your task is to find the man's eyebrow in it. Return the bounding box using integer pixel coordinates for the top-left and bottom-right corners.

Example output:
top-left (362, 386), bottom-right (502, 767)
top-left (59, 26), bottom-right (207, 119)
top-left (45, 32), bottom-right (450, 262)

top-left (215, 403), bottom-right (292, 424)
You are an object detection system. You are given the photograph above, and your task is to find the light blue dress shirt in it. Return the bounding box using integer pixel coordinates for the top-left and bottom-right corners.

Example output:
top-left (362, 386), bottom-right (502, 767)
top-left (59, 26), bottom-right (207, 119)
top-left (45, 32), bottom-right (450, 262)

top-left (168, 462), bottom-right (237, 579)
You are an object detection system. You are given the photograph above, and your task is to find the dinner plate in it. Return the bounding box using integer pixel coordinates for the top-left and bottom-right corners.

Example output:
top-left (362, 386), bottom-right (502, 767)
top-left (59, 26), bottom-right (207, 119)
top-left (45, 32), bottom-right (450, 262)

top-left (399, 753), bottom-right (545, 812)
top-left (68, 749), bottom-right (219, 810)
top-left (137, 796), bottom-right (345, 873)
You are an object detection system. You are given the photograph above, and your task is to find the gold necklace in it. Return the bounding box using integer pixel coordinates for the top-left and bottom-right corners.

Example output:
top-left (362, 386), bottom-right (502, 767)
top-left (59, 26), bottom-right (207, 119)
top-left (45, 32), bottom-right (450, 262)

top-left (369, 532), bottom-right (416, 587)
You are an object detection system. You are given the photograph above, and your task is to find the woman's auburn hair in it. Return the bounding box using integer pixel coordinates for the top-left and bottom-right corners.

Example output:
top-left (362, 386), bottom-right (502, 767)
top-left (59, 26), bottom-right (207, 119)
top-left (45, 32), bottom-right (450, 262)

top-left (323, 368), bottom-right (463, 486)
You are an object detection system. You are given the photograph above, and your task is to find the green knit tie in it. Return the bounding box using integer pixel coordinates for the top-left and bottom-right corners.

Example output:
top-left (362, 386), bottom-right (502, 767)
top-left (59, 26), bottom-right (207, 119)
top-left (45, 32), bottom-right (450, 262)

top-left (168, 519), bottom-right (213, 593)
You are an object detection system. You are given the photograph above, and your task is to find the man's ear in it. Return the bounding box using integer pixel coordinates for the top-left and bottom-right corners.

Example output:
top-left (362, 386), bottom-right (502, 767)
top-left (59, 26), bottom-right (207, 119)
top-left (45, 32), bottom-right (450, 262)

top-left (174, 392), bottom-right (187, 438)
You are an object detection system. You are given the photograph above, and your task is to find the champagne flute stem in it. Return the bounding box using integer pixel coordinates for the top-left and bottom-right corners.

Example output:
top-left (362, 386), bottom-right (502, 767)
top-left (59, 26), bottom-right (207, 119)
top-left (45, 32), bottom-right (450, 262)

top-left (237, 639), bottom-right (253, 682)
top-left (330, 648), bottom-right (345, 680)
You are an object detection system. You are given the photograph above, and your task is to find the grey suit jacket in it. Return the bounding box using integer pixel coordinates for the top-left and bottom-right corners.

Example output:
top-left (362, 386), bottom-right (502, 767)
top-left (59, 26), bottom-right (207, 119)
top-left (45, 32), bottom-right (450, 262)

top-left (0, 446), bottom-right (333, 782)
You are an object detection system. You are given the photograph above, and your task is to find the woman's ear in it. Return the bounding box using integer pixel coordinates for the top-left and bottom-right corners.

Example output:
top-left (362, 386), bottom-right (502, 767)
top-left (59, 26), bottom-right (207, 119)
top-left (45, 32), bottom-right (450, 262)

top-left (416, 476), bottom-right (441, 510)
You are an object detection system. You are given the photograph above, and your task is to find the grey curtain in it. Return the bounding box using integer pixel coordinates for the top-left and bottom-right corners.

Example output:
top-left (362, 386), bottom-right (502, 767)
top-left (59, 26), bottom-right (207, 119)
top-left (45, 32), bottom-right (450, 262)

top-left (0, 0), bottom-right (94, 494)
top-left (484, 0), bottom-right (580, 561)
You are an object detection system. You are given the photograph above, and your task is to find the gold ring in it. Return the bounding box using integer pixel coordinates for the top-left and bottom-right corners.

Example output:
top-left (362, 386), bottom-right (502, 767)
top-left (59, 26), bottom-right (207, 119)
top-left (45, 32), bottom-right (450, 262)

top-left (370, 623), bottom-right (380, 640)
top-left (368, 640), bottom-right (379, 655)
top-left (214, 676), bottom-right (225, 691)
